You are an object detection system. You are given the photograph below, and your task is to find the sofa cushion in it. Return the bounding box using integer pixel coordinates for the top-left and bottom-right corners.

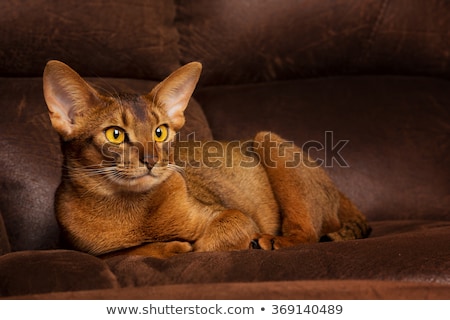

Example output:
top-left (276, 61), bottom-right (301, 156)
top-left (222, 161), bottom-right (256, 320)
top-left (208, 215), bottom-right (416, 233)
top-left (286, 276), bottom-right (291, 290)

top-left (0, 250), bottom-right (119, 297)
top-left (177, 0), bottom-right (450, 85)
top-left (10, 280), bottom-right (450, 299)
top-left (194, 76), bottom-right (450, 221)
top-left (0, 77), bottom-right (212, 251)
top-left (105, 220), bottom-right (450, 287)
top-left (1, 220), bottom-right (449, 298)
top-left (0, 0), bottom-right (180, 79)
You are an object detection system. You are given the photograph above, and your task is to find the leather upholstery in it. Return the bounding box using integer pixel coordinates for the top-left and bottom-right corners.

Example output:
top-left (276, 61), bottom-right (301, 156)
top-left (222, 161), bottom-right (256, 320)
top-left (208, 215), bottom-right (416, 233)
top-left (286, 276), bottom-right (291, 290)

top-left (0, 0), bottom-right (449, 299)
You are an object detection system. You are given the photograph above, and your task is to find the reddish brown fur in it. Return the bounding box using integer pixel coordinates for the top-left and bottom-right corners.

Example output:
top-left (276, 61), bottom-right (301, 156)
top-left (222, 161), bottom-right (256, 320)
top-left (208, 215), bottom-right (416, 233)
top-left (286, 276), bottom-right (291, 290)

top-left (44, 60), bottom-right (371, 258)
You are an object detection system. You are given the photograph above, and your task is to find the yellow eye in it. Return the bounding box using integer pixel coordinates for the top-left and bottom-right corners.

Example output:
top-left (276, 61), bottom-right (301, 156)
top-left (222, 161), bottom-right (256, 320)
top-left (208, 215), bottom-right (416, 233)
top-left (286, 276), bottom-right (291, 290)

top-left (105, 127), bottom-right (125, 144)
top-left (154, 125), bottom-right (168, 142)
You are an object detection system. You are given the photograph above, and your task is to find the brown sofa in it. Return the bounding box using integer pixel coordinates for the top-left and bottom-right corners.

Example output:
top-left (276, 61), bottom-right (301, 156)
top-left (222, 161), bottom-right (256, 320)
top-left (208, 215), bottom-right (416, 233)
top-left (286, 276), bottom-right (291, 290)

top-left (0, 0), bottom-right (449, 299)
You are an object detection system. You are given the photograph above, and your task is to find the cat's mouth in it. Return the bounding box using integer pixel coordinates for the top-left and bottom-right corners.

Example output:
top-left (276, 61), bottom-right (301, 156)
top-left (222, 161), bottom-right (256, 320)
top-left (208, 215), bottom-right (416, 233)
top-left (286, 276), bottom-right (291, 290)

top-left (109, 164), bottom-right (171, 192)
top-left (115, 167), bottom-right (154, 181)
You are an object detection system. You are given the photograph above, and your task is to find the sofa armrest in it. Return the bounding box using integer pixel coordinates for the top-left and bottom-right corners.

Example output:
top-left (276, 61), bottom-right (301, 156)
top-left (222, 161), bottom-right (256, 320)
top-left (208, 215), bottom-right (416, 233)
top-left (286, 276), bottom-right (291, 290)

top-left (0, 250), bottom-right (119, 297)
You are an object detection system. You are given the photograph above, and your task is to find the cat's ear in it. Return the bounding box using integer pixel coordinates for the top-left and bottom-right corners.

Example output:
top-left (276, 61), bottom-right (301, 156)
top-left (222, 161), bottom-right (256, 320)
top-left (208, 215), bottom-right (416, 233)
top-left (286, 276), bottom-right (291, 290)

top-left (43, 60), bottom-right (101, 139)
top-left (147, 62), bottom-right (202, 131)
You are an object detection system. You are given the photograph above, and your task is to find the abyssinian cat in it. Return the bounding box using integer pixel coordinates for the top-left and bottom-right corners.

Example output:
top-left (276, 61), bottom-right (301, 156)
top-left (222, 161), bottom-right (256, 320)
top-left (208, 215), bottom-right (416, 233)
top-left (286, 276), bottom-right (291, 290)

top-left (43, 60), bottom-right (371, 258)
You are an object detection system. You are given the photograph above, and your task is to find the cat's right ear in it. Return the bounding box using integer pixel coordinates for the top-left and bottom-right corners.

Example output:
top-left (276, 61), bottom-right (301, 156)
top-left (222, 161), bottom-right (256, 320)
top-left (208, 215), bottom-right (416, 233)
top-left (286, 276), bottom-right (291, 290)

top-left (43, 60), bottom-right (100, 139)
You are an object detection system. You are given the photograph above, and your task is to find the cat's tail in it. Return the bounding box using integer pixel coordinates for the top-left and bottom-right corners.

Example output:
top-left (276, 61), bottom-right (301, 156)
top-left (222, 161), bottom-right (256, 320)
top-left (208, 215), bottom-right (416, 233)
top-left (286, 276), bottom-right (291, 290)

top-left (321, 192), bottom-right (371, 242)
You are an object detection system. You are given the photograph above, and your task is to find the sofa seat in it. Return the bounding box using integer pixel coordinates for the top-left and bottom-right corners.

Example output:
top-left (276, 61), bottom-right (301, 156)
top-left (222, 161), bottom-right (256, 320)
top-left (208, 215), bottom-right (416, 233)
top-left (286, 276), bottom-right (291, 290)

top-left (1, 220), bottom-right (450, 299)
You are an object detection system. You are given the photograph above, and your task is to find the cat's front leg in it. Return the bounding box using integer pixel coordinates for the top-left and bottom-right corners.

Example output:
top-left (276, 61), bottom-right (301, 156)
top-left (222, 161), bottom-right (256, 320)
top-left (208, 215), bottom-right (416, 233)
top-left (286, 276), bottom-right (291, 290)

top-left (250, 234), bottom-right (313, 250)
top-left (193, 210), bottom-right (260, 252)
top-left (102, 241), bottom-right (193, 259)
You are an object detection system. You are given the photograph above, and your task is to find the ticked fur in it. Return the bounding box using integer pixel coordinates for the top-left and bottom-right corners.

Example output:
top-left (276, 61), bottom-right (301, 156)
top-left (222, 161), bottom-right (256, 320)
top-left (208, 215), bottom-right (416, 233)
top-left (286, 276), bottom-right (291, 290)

top-left (44, 60), bottom-right (371, 258)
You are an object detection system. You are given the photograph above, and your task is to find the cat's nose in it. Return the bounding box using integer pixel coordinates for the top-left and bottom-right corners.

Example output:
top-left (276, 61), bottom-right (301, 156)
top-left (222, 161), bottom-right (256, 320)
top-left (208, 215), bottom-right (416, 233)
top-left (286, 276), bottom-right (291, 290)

top-left (143, 156), bottom-right (158, 169)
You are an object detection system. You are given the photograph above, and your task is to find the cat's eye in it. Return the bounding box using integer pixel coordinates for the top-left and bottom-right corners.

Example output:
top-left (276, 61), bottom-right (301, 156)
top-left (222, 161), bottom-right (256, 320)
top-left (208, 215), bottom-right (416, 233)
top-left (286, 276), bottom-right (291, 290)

top-left (105, 127), bottom-right (126, 144)
top-left (154, 125), bottom-right (168, 142)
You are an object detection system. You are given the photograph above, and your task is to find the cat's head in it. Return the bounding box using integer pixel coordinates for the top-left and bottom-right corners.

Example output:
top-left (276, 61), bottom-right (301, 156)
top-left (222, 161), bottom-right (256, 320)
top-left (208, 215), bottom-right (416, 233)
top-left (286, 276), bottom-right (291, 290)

top-left (43, 60), bottom-right (201, 194)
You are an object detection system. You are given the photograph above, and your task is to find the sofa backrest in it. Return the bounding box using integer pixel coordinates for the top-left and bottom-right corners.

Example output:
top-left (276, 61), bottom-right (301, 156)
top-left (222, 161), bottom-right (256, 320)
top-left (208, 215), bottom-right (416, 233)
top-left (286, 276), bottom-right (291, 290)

top-left (0, 0), bottom-right (181, 80)
top-left (178, 0), bottom-right (450, 85)
top-left (1, 0), bottom-right (448, 84)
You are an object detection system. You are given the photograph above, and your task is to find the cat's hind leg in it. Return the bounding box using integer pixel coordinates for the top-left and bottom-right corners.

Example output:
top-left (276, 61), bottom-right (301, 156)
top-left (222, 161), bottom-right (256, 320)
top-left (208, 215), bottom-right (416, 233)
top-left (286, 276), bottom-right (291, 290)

top-left (320, 192), bottom-right (372, 242)
top-left (252, 132), bottom-right (342, 249)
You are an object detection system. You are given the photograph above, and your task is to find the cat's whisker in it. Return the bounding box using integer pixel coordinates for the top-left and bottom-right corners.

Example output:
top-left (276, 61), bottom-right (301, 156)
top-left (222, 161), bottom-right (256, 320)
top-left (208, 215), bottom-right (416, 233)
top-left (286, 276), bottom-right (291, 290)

top-left (69, 166), bottom-right (115, 173)
top-left (63, 162), bottom-right (115, 170)
top-left (64, 165), bottom-right (118, 179)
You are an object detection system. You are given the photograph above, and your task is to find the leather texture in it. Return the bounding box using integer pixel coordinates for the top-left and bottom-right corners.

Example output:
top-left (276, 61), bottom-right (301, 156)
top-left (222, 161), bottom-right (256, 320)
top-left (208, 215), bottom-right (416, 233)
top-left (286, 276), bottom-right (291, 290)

top-left (0, 0), bottom-right (180, 79)
top-left (0, 0), bottom-right (449, 299)
top-left (177, 0), bottom-right (450, 85)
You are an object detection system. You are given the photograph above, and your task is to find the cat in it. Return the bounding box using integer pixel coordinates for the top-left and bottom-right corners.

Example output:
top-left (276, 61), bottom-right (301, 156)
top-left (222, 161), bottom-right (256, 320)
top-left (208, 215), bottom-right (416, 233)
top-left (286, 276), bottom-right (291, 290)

top-left (43, 60), bottom-right (371, 259)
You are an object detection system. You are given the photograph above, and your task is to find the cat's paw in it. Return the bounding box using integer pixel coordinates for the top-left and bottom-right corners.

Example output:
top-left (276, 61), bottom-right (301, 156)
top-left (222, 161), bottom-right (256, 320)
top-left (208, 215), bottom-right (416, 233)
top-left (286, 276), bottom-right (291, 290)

top-left (250, 233), bottom-right (317, 250)
top-left (163, 241), bottom-right (194, 257)
top-left (194, 210), bottom-right (260, 252)
top-left (250, 234), bottom-right (278, 250)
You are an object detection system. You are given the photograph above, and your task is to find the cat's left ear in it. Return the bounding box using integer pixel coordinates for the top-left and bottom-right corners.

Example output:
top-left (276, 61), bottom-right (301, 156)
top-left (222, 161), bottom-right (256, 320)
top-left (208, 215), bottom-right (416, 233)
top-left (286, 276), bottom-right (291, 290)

top-left (147, 62), bottom-right (202, 131)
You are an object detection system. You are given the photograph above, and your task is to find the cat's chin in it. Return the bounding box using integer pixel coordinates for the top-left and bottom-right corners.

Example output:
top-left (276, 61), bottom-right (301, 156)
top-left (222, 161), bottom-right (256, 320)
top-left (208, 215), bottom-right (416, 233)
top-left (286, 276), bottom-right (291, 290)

top-left (112, 169), bottom-right (173, 193)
